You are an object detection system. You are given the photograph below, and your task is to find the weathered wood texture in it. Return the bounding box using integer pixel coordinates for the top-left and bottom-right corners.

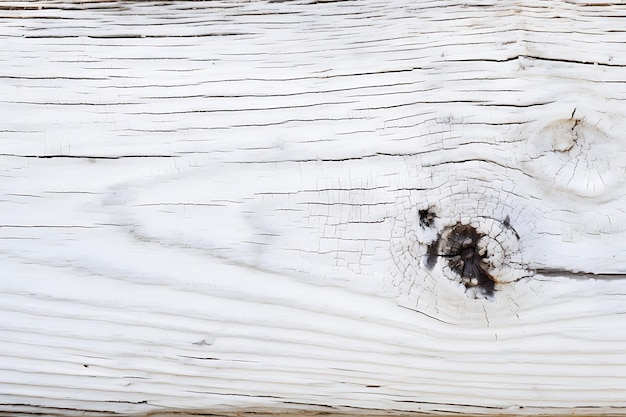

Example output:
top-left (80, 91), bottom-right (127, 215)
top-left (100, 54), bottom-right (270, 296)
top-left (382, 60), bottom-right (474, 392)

top-left (1, 0), bottom-right (626, 415)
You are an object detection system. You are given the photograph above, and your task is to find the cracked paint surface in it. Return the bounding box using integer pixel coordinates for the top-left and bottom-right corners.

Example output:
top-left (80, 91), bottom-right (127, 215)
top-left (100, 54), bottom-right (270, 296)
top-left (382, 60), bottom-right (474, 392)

top-left (1, 1), bottom-right (626, 416)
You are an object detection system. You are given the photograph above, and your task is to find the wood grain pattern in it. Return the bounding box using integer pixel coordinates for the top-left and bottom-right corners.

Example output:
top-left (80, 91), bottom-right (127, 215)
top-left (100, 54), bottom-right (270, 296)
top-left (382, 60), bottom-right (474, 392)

top-left (1, 1), bottom-right (626, 415)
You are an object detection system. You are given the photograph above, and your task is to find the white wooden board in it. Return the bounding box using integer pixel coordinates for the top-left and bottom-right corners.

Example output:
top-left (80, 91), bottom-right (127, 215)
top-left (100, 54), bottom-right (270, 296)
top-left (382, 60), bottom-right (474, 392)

top-left (1, 0), bottom-right (626, 415)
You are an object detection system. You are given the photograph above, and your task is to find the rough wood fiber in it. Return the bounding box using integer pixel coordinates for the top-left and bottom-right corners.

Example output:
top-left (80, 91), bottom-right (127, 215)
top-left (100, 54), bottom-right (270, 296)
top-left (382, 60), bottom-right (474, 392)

top-left (1, 0), bottom-right (626, 416)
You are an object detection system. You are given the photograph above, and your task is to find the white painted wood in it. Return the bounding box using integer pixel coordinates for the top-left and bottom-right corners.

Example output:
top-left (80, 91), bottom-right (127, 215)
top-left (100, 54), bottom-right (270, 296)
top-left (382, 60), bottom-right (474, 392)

top-left (1, 0), bottom-right (626, 415)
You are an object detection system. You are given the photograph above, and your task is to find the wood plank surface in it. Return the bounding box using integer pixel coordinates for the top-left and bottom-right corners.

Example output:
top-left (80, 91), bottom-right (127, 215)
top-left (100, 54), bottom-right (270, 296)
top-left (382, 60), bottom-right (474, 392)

top-left (1, 0), bottom-right (626, 415)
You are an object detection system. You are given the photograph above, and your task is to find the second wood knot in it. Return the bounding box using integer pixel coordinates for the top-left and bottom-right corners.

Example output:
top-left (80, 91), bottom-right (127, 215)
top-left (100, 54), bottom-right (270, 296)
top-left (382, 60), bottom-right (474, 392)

top-left (522, 107), bottom-right (625, 197)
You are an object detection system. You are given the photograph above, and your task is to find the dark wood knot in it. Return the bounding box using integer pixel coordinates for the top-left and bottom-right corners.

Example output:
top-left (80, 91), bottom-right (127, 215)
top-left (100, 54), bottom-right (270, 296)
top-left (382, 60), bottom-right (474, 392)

top-left (425, 217), bottom-right (525, 298)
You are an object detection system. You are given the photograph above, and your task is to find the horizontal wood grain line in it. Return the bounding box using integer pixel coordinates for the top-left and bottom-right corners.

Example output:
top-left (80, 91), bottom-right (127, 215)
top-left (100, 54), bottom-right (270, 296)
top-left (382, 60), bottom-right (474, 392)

top-left (0, 153), bottom-right (176, 159)
top-left (534, 269), bottom-right (626, 280)
top-left (21, 33), bottom-right (250, 39)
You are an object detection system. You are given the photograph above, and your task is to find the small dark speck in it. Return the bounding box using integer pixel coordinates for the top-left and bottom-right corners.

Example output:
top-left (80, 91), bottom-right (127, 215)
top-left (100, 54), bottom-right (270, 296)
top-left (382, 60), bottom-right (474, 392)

top-left (419, 207), bottom-right (436, 228)
top-left (83, 364), bottom-right (89, 368)
top-left (502, 215), bottom-right (520, 240)
top-left (366, 385), bottom-right (380, 388)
